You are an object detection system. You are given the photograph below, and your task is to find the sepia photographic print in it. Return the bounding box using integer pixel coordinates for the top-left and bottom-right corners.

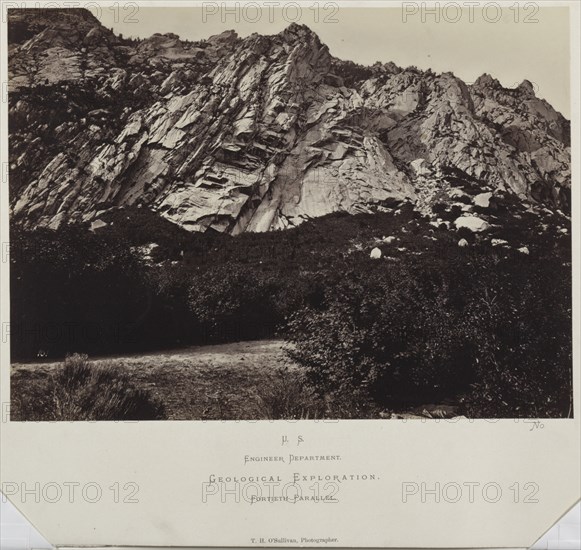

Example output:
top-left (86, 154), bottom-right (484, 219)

top-left (6, 2), bottom-right (573, 422)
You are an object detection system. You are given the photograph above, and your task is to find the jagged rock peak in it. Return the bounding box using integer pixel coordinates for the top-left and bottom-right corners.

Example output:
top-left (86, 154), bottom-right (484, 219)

top-left (473, 73), bottom-right (501, 89)
top-left (279, 22), bottom-right (322, 44)
top-left (8, 7), bottom-right (105, 45)
top-left (208, 29), bottom-right (238, 43)
top-left (517, 79), bottom-right (536, 96)
top-left (9, 6), bottom-right (100, 25)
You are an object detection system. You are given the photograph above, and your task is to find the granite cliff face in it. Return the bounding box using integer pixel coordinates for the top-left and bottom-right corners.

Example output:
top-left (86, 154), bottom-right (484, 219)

top-left (8, 9), bottom-right (571, 233)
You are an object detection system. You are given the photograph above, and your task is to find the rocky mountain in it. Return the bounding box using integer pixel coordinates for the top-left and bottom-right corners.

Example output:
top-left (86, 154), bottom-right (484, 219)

top-left (8, 8), bottom-right (571, 234)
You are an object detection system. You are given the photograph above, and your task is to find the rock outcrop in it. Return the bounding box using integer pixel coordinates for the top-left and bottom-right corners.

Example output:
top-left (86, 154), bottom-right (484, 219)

top-left (8, 9), bottom-right (571, 233)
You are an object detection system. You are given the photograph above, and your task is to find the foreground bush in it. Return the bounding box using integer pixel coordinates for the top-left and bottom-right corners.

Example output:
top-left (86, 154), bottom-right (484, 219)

top-left (13, 354), bottom-right (166, 421)
top-left (287, 253), bottom-right (572, 418)
top-left (288, 262), bottom-right (468, 410)
top-left (459, 264), bottom-right (573, 418)
top-left (254, 367), bottom-right (324, 420)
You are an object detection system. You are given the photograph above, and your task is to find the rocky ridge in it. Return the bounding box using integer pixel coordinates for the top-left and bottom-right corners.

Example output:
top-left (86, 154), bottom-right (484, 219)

top-left (8, 9), bottom-right (571, 233)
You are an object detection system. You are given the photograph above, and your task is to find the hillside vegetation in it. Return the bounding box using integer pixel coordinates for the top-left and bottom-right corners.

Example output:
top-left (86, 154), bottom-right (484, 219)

top-left (10, 201), bottom-right (572, 418)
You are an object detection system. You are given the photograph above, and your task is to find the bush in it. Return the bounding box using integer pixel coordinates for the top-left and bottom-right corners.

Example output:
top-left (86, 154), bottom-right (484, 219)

top-left (188, 266), bottom-right (282, 342)
top-left (9, 225), bottom-right (151, 359)
top-left (254, 367), bottom-right (324, 420)
top-left (287, 260), bottom-right (471, 409)
top-left (459, 262), bottom-right (572, 417)
top-left (287, 252), bottom-right (572, 418)
top-left (14, 354), bottom-right (166, 421)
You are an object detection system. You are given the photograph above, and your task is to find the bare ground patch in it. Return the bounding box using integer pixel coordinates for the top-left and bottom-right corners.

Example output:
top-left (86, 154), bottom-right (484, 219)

top-left (11, 340), bottom-right (298, 420)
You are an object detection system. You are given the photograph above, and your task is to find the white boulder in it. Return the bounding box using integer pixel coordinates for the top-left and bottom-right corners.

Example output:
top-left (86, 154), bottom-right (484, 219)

top-left (473, 192), bottom-right (493, 208)
top-left (370, 247), bottom-right (382, 259)
top-left (90, 219), bottom-right (107, 232)
top-left (454, 216), bottom-right (490, 233)
top-left (518, 246), bottom-right (530, 255)
top-left (458, 238), bottom-right (469, 247)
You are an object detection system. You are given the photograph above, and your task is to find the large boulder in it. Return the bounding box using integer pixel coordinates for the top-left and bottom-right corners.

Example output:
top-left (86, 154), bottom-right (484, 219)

top-left (473, 192), bottom-right (494, 208)
top-left (454, 216), bottom-right (490, 233)
top-left (370, 247), bottom-right (382, 259)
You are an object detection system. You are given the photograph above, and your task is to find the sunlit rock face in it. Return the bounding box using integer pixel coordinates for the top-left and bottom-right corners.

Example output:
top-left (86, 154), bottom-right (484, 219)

top-left (8, 10), bottom-right (571, 233)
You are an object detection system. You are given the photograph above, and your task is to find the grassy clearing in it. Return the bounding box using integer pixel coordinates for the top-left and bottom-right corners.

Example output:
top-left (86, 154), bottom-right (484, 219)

top-left (11, 340), bottom-right (306, 420)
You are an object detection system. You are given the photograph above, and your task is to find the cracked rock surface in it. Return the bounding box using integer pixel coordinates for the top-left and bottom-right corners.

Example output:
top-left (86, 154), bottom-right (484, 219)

top-left (8, 9), bottom-right (571, 233)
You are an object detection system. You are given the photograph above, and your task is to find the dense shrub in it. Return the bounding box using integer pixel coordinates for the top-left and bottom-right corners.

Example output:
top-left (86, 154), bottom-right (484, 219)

top-left (10, 225), bottom-right (151, 359)
top-left (187, 266), bottom-right (281, 342)
top-left (186, 266), bottom-right (332, 343)
top-left (287, 259), bottom-right (473, 410)
top-left (287, 253), bottom-right (572, 418)
top-left (459, 261), bottom-right (572, 417)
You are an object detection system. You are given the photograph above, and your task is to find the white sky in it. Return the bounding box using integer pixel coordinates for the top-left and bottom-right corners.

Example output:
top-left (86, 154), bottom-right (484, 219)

top-left (98, 6), bottom-right (571, 117)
